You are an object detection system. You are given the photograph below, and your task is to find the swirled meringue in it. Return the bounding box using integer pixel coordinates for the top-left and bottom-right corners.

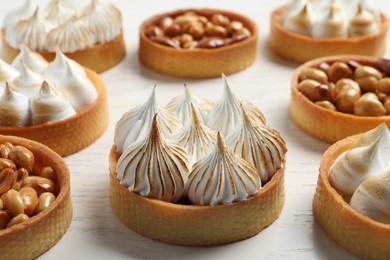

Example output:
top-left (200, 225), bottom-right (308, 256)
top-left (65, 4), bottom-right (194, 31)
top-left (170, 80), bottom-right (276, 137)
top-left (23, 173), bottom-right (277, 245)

top-left (348, 3), bottom-right (379, 37)
top-left (350, 171), bottom-right (390, 224)
top-left (226, 107), bottom-right (287, 183)
top-left (165, 84), bottom-right (212, 126)
top-left (170, 104), bottom-right (217, 164)
top-left (0, 59), bottom-right (19, 85)
top-left (12, 61), bottom-right (45, 98)
top-left (46, 16), bottom-right (95, 53)
top-left (12, 45), bottom-right (48, 74)
top-left (187, 133), bottom-right (261, 206)
top-left (45, 0), bottom-right (75, 26)
top-left (31, 81), bottom-right (76, 125)
top-left (116, 115), bottom-right (189, 203)
top-left (114, 87), bottom-right (180, 153)
top-left (283, 3), bottom-right (313, 36)
top-left (207, 75), bottom-right (265, 137)
top-left (5, 8), bottom-right (52, 51)
top-left (282, 0), bottom-right (308, 20)
top-left (0, 83), bottom-right (30, 127)
top-left (80, 0), bottom-right (122, 44)
top-left (312, 4), bottom-right (347, 38)
top-left (3, 0), bottom-right (36, 31)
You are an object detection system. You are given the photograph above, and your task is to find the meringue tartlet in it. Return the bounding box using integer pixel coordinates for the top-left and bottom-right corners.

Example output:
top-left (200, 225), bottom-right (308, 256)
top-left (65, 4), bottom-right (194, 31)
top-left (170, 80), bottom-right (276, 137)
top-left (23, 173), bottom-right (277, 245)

top-left (290, 55), bottom-right (390, 144)
top-left (269, 1), bottom-right (388, 63)
top-left (0, 50), bottom-right (108, 157)
top-left (313, 124), bottom-right (390, 259)
top-left (1, 0), bottom-right (126, 73)
top-left (139, 8), bottom-right (258, 78)
top-left (0, 135), bottom-right (72, 259)
top-left (110, 77), bottom-right (287, 245)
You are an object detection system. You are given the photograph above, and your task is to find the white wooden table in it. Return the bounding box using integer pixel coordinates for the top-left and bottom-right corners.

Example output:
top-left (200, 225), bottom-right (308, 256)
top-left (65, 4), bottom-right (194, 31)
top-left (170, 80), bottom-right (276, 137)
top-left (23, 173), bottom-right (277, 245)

top-left (1, 0), bottom-right (389, 259)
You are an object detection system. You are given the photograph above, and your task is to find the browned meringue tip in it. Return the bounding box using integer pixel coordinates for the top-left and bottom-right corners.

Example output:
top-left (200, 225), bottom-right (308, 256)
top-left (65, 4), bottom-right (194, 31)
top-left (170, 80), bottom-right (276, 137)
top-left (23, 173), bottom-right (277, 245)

top-left (216, 132), bottom-right (225, 152)
top-left (149, 113), bottom-right (162, 141)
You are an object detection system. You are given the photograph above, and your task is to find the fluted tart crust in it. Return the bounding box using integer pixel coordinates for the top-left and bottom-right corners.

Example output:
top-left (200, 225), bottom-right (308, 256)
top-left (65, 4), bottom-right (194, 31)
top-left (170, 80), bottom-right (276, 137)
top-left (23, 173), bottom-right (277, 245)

top-left (269, 6), bottom-right (388, 64)
top-left (0, 135), bottom-right (72, 259)
top-left (290, 55), bottom-right (390, 144)
top-left (109, 145), bottom-right (285, 246)
top-left (313, 134), bottom-right (390, 260)
top-left (1, 30), bottom-right (126, 73)
top-left (139, 8), bottom-right (258, 78)
top-left (0, 68), bottom-right (109, 157)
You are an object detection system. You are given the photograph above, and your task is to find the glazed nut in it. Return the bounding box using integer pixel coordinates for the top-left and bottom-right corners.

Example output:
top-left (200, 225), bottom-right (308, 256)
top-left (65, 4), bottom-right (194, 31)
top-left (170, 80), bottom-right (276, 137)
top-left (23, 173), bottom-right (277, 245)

top-left (0, 168), bottom-right (16, 195)
top-left (0, 144), bottom-right (11, 159)
top-left (149, 36), bottom-right (180, 49)
top-left (356, 76), bottom-right (379, 93)
top-left (6, 213), bottom-right (29, 228)
top-left (188, 24), bottom-right (205, 40)
top-left (384, 98), bottom-right (390, 115)
top-left (315, 101), bottom-right (337, 111)
top-left (145, 25), bottom-right (164, 38)
top-left (211, 14), bottom-right (230, 27)
top-left (0, 210), bottom-right (10, 229)
top-left (354, 65), bottom-right (383, 80)
top-left (163, 23), bottom-right (181, 37)
top-left (297, 79), bottom-right (321, 101)
top-left (335, 88), bottom-right (361, 114)
top-left (205, 24), bottom-right (228, 38)
top-left (174, 14), bottom-right (199, 26)
top-left (183, 41), bottom-right (198, 49)
top-left (230, 28), bottom-right (251, 43)
top-left (377, 78), bottom-right (390, 95)
top-left (38, 166), bottom-right (56, 182)
top-left (35, 192), bottom-right (56, 214)
top-left (0, 197), bottom-right (3, 210)
top-left (328, 62), bottom-right (353, 83)
top-left (196, 37), bottom-right (226, 49)
top-left (227, 20), bottom-right (243, 35)
top-left (158, 16), bottom-right (174, 30)
top-left (4, 189), bottom-right (24, 217)
top-left (12, 168), bottom-right (29, 191)
top-left (335, 78), bottom-right (360, 96)
top-left (346, 60), bottom-right (361, 71)
top-left (0, 158), bottom-right (16, 172)
top-left (19, 187), bottom-right (38, 216)
top-left (354, 93), bottom-right (386, 116)
top-left (8, 146), bottom-right (35, 173)
top-left (376, 58), bottom-right (390, 75)
top-left (21, 176), bottom-right (56, 196)
top-left (313, 84), bottom-right (335, 102)
top-left (318, 62), bottom-right (330, 74)
top-left (299, 68), bottom-right (329, 84)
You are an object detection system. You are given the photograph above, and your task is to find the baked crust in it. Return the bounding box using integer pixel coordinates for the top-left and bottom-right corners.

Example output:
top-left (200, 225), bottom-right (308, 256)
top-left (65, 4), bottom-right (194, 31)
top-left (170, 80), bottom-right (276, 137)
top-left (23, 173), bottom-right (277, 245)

top-left (0, 135), bottom-right (72, 259)
top-left (0, 68), bottom-right (109, 157)
top-left (1, 29), bottom-right (126, 73)
top-left (290, 55), bottom-right (390, 144)
top-left (269, 6), bottom-right (389, 64)
top-left (109, 145), bottom-right (285, 246)
top-left (139, 8), bottom-right (258, 78)
top-left (313, 134), bottom-right (390, 260)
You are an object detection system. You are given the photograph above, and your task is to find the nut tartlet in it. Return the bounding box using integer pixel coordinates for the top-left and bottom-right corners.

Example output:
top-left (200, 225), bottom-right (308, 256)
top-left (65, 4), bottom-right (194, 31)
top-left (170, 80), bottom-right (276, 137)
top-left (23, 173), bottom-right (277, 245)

top-left (290, 55), bottom-right (390, 144)
top-left (313, 126), bottom-right (390, 259)
top-left (109, 77), bottom-right (287, 246)
top-left (139, 8), bottom-right (258, 78)
top-left (0, 135), bottom-right (72, 259)
top-left (269, 2), bottom-right (388, 63)
top-left (1, 0), bottom-right (126, 73)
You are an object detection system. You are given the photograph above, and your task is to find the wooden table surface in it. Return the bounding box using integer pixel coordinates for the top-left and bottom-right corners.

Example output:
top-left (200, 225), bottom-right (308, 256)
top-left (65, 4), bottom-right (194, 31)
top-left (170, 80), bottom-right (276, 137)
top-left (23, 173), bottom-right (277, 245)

top-left (1, 0), bottom-right (389, 259)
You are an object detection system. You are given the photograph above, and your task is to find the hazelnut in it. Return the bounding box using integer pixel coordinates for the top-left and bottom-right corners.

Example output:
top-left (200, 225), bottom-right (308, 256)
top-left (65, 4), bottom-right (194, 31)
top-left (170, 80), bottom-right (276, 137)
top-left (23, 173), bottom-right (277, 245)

top-left (377, 78), bottom-right (390, 95)
top-left (297, 79), bottom-right (321, 101)
top-left (205, 24), bottom-right (228, 38)
top-left (163, 23), bottom-right (181, 37)
top-left (356, 76), bottom-right (379, 93)
top-left (354, 93), bottom-right (386, 116)
top-left (335, 79), bottom-right (360, 96)
top-left (328, 62), bottom-right (353, 83)
top-left (188, 24), bottom-right (205, 40)
top-left (299, 68), bottom-right (328, 84)
top-left (211, 14), bottom-right (230, 27)
top-left (335, 88), bottom-right (361, 114)
top-left (227, 21), bottom-right (244, 35)
top-left (318, 62), bottom-right (330, 74)
top-left (313, 84), bottom-right (335, 102)
top-left (384, 97), bottom-right (390, 115)
top-left (354, 66), bottom-right (383, 80)
top-left (315, 101), bottom-right (337, 111)
top-left (376, 58), bottom-right (390, 76)
top-left (145, 26), bottom-right (164, 38)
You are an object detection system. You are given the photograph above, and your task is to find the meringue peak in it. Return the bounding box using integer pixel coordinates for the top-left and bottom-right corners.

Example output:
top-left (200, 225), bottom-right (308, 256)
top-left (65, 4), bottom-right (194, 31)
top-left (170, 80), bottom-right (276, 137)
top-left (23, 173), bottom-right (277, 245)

top-left (149, 114), bottom-right (162, 142)
top-left (40, 80), bottom-right (57, 97)
top-left (216, 132), bottom-right (226, 153)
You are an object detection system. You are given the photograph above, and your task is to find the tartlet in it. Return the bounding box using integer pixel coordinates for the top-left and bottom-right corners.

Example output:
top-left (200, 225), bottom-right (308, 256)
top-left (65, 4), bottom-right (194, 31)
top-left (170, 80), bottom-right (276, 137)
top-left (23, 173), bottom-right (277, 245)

top-left (313, 133), bottom-right (390, 259)
top-left (269, 6), bottom-right (388, 63)
top-left (139, 8), bottom-right (258, 78)
top-left (0, 135), bottom-right (72, 259)
top-left (290, 55), bottom-right (390, 144)
top-left (0, 68), bottom-right (109, 157)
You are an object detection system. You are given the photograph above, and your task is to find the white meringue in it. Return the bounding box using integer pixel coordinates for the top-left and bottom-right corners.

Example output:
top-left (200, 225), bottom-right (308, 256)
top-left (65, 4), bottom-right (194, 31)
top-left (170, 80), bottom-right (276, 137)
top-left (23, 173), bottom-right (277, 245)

top-left (12, 45), bottom-right (48, 74)
top-left (350, 171), bottom-right (390, 224)
top-left (186, 133), bottom-right (261, 206)
top-left (312, 4), bottom-right (347, 38)
top-left (46, 16), bottom-right (95, 53)
top-left (170, 104), bottom-right (217, 165)
top-left (31, 81), bottom-right (76, 125)
top-left (282, 0), bottom-right (308, 20)
top-left (45, 0), bottom-right (75, 26)
top-left (283, 3), bottom-right (313, 36)
top-left (226, 107), bottom-right (287, 183)
top-left (0, 82), bottom-right (30, 127)
top-left (348, 3), bottom-right (379, 37)
top-left (3, 0), bottom-right (36, 31)
top-left (207, 75), bottom-right (265, 137)
top-left (0, 59), bottom-right (19, 85)
top-left (12, 61), bottom-right (45, 98)
top-left (114, 87), bottom-right (180, 153)
top-left (5, 8), bottom-right (52, 51)
top-left (116, 115), bottom-right (189, 203)
top-left (80, 0), bottom-right (122, 44)
top-left (165, 84), bottom-right (212, 126)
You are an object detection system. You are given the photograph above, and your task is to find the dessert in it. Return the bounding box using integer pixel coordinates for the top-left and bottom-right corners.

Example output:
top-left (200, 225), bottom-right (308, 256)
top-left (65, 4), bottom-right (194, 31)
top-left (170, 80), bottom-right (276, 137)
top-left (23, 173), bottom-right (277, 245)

top-left (110, 76), bottom-right (287, 245)
top-left (290, 55), bottom-right (390, 144)
top-left (2, 0), bottom-right (126, 73)
top-left (139, 8), bottom-right (258, 78)
top-left (269, 0), bottom-right (388, 63)
top-left (0, 49), bottom-right (108, 157)
top-left (313, 124), bottom-right (390, 259)
top-left (0, 135), bottom-right (72, 259)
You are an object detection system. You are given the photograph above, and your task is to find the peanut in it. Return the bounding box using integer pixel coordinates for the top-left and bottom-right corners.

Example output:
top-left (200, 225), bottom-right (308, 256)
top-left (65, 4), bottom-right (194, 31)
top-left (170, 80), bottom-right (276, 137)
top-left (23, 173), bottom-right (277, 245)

top-left (4, 189), bottom-right (24, 217)
top-left (0, 168), bottom-right (16, 195)
top-left (8, 146), bottom-right (34, 173)
top-left (6, 213), bottom-right (29, 228)
top-left (21, 176), bottom-right (56, 196)
top-left (35, 192), bottom-right (56, 214)
top-left (12, 168), bottom-right (29, 191)
top-left (19, 187), bottom-right (38, 216)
